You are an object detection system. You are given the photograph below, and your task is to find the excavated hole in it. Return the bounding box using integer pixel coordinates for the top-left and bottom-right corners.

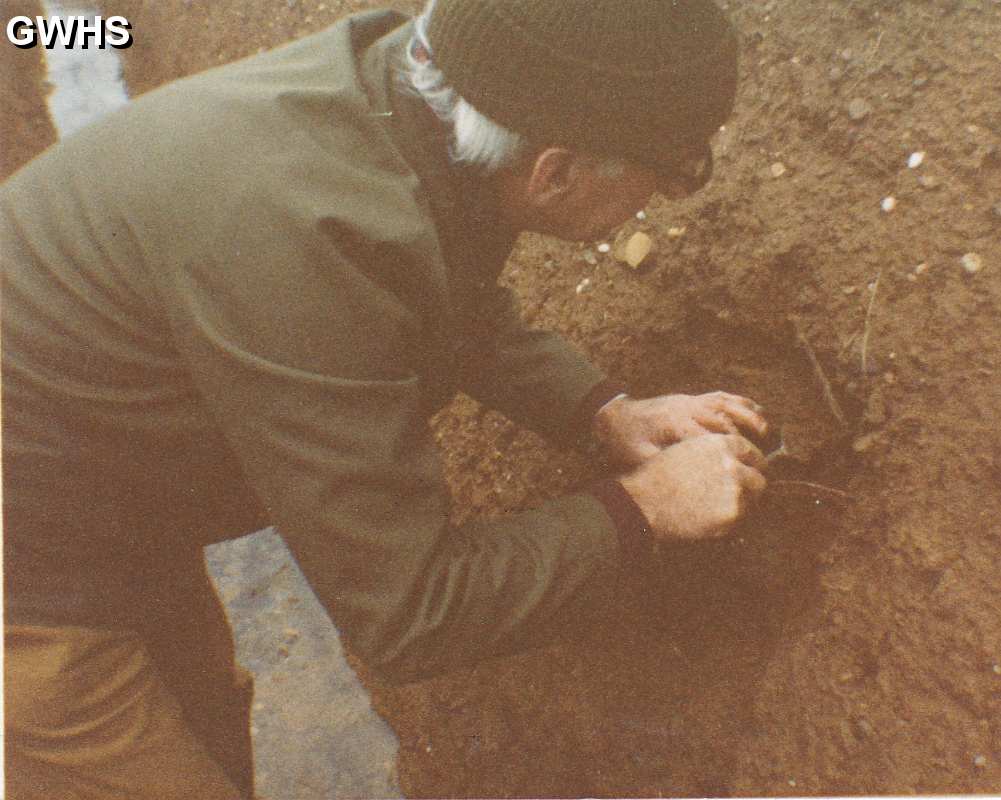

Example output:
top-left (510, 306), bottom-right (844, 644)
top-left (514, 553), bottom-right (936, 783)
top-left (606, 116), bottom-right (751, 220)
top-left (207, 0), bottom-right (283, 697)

top-left (616, 311), bottom-right (860, 642)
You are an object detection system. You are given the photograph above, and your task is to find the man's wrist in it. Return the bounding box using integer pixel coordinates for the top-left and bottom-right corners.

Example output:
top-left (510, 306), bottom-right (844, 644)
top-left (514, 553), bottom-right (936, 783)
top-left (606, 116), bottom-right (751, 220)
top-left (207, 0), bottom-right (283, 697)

top-left (592, 391), bottom-right (629, 447)
top-left (589, 478), bottom-right (654, 565)
top-left (571, 379), bottom-right (629, 445)
top-left (594, 392), bottom-right (629, 433)
top-left (596, 392), bottom-right (629, 415)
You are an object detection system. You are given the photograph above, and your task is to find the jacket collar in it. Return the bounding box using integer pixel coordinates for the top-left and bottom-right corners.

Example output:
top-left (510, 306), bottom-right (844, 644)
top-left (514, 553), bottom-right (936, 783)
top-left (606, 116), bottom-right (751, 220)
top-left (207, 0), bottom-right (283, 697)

top-left (360, 19), bottom-right (519, 282)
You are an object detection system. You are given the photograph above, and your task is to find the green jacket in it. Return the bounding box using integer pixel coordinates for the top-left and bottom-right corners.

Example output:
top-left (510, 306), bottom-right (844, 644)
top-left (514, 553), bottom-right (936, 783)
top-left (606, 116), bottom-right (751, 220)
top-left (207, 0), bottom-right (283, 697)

top-left (2, 10), bottom-right (636, 681)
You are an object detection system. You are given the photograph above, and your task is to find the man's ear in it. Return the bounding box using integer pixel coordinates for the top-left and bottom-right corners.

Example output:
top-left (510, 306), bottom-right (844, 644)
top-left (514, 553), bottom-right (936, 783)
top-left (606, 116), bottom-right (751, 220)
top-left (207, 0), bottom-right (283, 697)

top-left (525, 147), bottom-right (576, 207)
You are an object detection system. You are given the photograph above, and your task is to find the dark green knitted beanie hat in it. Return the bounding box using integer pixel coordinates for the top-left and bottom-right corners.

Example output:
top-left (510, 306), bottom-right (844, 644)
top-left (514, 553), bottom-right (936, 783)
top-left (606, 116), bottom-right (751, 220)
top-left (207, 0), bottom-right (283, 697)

top-left (426, 0), bottom-right (738, 179)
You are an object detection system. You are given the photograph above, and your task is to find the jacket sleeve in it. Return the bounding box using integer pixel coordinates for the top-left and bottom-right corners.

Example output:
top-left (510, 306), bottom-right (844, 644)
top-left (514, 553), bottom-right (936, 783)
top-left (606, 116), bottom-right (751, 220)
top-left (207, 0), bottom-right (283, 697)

top-left (154, 211), bottom-right (624, 684)
top-left (454, 284), bottom-right (625, 445)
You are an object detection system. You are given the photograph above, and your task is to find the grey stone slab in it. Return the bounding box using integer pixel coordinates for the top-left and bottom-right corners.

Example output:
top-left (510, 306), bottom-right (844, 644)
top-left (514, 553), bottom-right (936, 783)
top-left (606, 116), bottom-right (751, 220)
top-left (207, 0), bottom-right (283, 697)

top-left (207, 530), bottom-right (402, 800)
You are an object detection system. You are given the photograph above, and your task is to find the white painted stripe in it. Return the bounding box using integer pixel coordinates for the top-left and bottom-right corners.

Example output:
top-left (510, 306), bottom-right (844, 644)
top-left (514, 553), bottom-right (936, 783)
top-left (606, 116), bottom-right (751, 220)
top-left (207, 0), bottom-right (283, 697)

top-left (39, 1), bottom-right (130, 138)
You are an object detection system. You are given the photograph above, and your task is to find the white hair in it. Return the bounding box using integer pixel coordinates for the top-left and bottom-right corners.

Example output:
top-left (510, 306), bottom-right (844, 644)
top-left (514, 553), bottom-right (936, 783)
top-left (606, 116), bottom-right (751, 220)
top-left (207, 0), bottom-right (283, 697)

top-left (406, 0), bottom-right (526, 171)
top-left (405, 0), bottom-right (628, 180)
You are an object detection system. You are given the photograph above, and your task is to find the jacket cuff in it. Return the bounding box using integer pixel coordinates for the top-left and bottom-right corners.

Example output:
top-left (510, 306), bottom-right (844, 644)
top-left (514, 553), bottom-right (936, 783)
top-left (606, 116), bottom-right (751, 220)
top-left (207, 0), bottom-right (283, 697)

top-left (570, 378), bottom-right (628, 444)
top-left (589, 479), bottom-right (653, 565)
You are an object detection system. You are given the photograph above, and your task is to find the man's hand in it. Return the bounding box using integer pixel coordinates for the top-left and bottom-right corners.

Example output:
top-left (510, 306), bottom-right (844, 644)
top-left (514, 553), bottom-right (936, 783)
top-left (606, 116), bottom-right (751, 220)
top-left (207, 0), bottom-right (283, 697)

top-left (594, 391), bottom-right (768, 468)
top-left (619, 434), bottom-right (767, 541)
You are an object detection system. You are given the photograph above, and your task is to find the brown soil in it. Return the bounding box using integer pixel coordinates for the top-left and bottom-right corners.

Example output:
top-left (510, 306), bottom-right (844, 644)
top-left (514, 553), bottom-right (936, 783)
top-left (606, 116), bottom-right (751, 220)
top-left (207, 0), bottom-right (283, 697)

top-left (0, 0), bottom-right (56, 178)
top-left (8, 0), bottom-right (1001, 797)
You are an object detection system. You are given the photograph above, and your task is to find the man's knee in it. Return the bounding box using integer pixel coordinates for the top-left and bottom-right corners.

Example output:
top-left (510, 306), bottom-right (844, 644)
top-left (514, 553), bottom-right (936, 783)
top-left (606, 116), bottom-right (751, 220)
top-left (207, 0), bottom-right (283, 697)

top-left (5, 624), bottom-right (251, 799)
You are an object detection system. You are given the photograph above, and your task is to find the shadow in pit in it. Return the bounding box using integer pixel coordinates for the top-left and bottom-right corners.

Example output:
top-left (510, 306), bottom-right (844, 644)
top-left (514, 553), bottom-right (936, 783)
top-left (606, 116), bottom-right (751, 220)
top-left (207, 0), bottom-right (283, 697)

top-left (578, 486), bottom-right (848, 798)
top-left (577, 313), bottom-right (857, 797)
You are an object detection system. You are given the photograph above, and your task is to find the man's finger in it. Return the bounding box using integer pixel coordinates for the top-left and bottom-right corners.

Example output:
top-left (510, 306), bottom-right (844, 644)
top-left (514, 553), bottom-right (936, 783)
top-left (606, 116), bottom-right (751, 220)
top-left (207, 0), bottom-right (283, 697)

top-left (721, 400), bottom-right (768, 437)
top-left (714, 392), bottom-right (764, 413)
top-left (739, 395), bottom-right (766, 416)
top-left (725, 434), bottom-right (767, 471)
top-left (697, 412), bottom-right (737, 435)
top-left (633, 442), bottom-right (662, 463)
top-left (736, 463), bottom-right (767, 494)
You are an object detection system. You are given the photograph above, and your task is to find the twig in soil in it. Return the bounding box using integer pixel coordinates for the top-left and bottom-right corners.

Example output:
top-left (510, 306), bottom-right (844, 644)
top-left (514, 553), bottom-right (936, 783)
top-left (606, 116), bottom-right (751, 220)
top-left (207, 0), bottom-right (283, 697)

top-left (846, 30), bottom-right (885, 94)
top-left (860, 270), bottom-right (882, 377)
top-left (839, 331), bottom-right (860, 361)
top-left (770, 479), bottom-right (854, 504)
top-left (791, 318), bottom-right (849, 428)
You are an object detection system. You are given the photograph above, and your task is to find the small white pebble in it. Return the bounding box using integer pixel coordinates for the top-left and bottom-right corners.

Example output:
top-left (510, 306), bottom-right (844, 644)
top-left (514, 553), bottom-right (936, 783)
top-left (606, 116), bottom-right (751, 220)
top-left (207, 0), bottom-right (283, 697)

top-left (974, 755), bottom-right (987, 768)
top-left (914, 262), bottom-right (929, 275)
top-left (667, 226), bottom-right (687, 238)
top-left (881, 196), bottom-right (897, 212)
top-left (597, 242), bottom-right (611, 254)
top-left (575, 278), bottom-right (592, 294)
top-left (848, 97), bottom-right (871, 121)
top-left (636, 210), bottom-right (647, 221)
top-left (908, 151), bottom-right (926, 169)
top-left (961, 252), bottom-right (983, 274)
top-left (992, 663), bottom-right (1001, 675)
top-left (788, 779), bottom-right (797, 787)
top-left (770, 161), bottom-right (787, 178)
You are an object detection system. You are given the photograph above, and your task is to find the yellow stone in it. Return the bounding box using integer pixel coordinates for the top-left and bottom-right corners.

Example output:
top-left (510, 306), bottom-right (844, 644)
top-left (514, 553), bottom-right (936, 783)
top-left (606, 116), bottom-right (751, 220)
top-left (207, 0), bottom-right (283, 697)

top-left (617, 232), bottom-right (654, 269)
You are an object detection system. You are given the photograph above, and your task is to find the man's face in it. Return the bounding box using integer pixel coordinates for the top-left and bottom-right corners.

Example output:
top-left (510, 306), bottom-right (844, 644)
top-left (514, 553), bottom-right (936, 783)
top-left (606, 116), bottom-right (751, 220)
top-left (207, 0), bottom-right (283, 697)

top-left (547, 158), bottom-right (661, 242)
top-left (508, 147), bottom-right (710, 243)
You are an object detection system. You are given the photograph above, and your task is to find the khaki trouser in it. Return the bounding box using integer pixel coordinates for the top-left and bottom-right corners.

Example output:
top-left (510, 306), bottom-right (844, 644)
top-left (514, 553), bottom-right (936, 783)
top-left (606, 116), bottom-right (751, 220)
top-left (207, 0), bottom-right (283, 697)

top-left (5, 554), bottom-right (255, 799)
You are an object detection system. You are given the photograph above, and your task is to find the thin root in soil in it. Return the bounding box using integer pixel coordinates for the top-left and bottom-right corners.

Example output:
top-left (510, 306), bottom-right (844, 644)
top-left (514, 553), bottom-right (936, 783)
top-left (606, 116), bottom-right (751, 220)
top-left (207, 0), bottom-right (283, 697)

top-left (791, 318), bottom-right (849, 429)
